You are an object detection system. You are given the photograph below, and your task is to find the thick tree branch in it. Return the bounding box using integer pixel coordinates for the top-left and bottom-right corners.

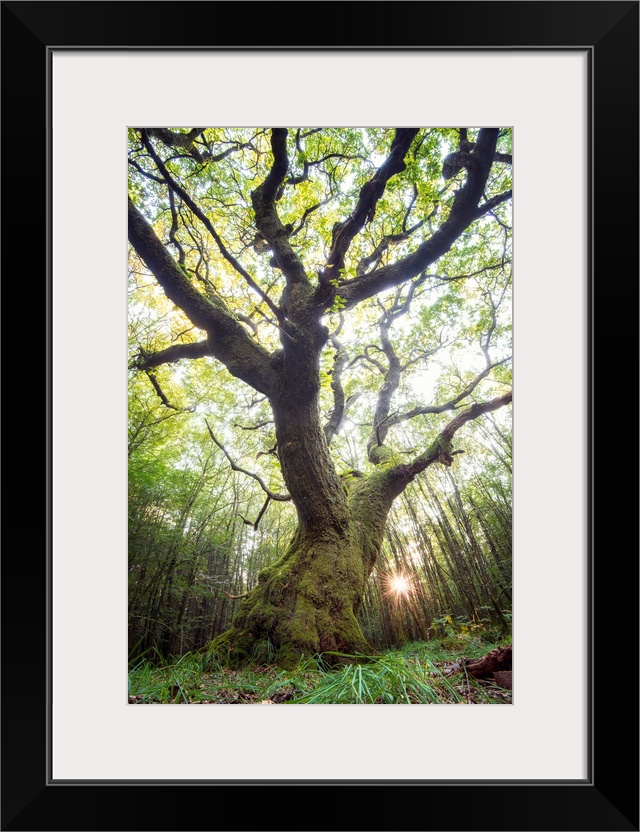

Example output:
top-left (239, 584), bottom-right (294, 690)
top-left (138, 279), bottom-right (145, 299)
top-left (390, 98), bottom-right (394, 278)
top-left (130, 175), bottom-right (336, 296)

top-left (141, 129), bottom-right (254, 167)
top-left (167, 189), bottom-right (186, 266)
top-left (129, 198), bottom-right (223, 331)
top-left (317, 128), bottom-right (420, 294)
top-left (251, 128), bottom-right (310, 295)
top-left (141, 131), bottom-right (282, 321)
top-left (404, 392), bottom-right (512, 475)
top-left (352, 393), bottom-right (512, 513)
top-left (128, 198), bottom-right (277, 396)
top-left (323, 337), bottom-right (349, 444)
top-left (367, 304), bottom-right (402, 461)
top-left (144, 128), bottom-right (206, 161)
top-left (132, 341), bottom-right (211, 370)
top-left (340, 129), bottom-right (506, 308)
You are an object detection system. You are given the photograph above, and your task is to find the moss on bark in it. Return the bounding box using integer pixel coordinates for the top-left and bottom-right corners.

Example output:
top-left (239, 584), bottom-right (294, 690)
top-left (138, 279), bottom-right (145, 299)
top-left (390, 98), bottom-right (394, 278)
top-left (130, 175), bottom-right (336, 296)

top-left (206, 460), bottom-right (417, 668)
top-left (207, 526), bottom-right (374, 669)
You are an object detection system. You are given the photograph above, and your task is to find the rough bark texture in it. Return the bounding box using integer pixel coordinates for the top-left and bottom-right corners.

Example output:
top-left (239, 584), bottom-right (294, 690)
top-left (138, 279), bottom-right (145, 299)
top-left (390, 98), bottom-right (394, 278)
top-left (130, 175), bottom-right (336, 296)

top-left (212, 526), bottom-right (371, 669)
top-left (210, 385), bottom-right (392, 668)
top-left (208, 380), bottom-right (424, 668)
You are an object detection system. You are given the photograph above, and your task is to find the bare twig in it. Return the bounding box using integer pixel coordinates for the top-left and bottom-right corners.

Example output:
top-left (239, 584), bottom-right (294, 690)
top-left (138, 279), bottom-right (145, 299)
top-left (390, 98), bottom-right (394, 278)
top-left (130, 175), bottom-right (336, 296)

top-left (204, 418), bottom-right (290, 502)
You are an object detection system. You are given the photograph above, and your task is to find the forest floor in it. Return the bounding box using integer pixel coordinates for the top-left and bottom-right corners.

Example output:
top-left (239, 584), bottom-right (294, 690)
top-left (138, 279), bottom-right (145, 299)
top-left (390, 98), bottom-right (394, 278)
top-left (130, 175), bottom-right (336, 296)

top-left (129, 636), bottom-right (513, 705)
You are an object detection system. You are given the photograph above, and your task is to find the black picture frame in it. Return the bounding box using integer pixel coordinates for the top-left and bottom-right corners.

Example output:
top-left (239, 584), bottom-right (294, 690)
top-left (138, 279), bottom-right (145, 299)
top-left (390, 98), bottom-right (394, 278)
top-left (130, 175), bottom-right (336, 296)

top-left (2, 2), bottom-right (638, 830)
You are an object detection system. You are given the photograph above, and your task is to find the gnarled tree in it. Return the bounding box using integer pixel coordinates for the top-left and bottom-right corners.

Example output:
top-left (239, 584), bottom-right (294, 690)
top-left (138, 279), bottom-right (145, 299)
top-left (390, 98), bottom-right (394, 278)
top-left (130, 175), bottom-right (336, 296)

top-left (128, 126), bottom-right (512, 667)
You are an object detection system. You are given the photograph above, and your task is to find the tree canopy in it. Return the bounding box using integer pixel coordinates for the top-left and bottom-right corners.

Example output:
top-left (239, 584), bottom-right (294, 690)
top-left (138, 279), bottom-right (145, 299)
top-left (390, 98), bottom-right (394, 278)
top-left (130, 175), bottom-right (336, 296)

top-left (128, 126), bottom-right (512, 667)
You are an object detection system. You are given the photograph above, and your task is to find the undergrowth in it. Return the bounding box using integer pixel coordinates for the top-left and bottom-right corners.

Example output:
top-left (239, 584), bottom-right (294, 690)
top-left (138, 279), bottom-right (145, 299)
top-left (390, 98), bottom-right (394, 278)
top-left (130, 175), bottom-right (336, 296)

top-left (128, 636), bottom-right (512, 705)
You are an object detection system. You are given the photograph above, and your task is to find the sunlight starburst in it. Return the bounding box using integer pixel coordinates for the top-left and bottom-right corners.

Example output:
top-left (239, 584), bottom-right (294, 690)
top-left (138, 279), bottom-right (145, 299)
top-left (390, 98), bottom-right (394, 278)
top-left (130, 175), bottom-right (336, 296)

top-left (383, 571), bottom-right (415, 601)
top-left (391, 575), bottom-right (410, 596)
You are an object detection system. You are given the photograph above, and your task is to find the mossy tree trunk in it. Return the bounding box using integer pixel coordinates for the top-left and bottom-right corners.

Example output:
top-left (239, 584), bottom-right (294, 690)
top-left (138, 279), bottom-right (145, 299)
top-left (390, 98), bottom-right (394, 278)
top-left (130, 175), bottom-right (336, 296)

top-left (212, 339), bottom-right (402, 666)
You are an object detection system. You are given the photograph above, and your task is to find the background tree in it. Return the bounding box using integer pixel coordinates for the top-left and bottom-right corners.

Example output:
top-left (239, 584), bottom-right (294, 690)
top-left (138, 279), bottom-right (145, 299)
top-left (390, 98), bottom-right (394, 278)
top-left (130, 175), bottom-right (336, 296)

top-left (128, 126), bottom-right (512, 667)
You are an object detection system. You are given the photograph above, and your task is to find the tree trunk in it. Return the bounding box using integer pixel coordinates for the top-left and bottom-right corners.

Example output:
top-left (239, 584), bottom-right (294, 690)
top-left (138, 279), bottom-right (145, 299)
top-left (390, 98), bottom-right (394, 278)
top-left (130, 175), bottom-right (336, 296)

top-left (211, 524), bottom-right (372, 668)
top-left (209, 394), bottom-right (405, 667)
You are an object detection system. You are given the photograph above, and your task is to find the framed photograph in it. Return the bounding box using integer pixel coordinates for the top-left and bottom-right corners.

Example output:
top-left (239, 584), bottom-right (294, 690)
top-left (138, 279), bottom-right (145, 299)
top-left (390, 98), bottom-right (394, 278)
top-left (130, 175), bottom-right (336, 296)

top-left (2, 2), bottom-right (637, 830)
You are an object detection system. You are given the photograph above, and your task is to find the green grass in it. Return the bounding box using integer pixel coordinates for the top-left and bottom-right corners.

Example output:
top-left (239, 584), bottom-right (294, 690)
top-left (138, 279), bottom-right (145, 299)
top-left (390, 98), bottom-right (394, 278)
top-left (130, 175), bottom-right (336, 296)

top-left (128, 637), bottom-right (512, 705)
top-left (288, 651), bottom-right (461, 704)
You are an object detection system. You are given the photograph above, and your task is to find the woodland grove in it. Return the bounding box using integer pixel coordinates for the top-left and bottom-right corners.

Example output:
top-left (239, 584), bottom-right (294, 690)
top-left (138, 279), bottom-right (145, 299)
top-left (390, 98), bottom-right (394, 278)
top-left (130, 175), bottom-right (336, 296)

top-left (128, 127), bottom-right (512, 668)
